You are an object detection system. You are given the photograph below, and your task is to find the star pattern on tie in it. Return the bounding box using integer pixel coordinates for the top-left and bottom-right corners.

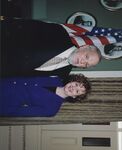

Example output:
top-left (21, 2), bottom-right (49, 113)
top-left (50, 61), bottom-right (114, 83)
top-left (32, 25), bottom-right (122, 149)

top-left (85, 27), bottom-right (122, 42)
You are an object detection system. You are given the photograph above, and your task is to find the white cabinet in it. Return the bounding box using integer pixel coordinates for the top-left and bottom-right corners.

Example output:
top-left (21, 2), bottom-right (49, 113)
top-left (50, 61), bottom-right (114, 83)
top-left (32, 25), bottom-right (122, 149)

top-left (0, 123), bottom-right (120, 150)
top-left (42, 131), bottom-right (81, 150)
top-left (41, 123), bottom-right (118, 150)
top-left (42, 130), bottom-right (117, 150)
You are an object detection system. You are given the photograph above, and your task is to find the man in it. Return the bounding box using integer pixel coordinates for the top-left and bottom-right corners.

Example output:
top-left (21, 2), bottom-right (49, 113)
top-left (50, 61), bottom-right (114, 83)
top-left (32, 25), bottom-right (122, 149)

top-left (1, 18), bottom-right (101, 78)
top-left (2, 17), bottom-right (122, 78)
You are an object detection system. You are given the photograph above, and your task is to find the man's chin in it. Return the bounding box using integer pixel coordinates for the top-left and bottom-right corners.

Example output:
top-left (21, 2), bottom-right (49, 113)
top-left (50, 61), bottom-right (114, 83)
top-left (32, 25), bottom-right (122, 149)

top-left (69, 59), bottom-right (81, 67)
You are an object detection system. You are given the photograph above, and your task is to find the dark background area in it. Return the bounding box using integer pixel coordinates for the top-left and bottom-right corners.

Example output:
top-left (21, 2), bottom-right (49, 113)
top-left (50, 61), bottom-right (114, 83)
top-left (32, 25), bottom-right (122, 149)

top-left (1, 0), bottom-right (122, 71)
top-left (1, 0), bottom-right (32, 18)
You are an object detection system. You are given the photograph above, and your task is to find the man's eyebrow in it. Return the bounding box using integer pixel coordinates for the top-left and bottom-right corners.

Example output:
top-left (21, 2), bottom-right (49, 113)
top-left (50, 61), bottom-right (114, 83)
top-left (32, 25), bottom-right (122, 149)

top-left (86, 54), bottom-right (89, 59)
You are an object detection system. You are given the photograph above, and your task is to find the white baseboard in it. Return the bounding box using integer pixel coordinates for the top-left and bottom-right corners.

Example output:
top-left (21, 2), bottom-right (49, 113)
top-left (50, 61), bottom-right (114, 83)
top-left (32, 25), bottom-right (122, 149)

top-left (71, 71), bottom-right (122, 78)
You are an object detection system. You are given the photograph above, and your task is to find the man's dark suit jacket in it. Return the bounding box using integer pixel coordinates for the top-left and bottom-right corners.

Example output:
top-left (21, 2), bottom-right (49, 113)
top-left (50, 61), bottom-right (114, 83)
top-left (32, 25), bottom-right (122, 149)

top-left (1, 19), bottom-right (74, 78)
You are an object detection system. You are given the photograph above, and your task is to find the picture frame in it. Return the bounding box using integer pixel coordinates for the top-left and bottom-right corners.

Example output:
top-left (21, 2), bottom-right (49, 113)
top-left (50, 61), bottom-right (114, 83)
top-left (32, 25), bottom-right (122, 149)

top-left (100, 0), bottom-right (122, 11)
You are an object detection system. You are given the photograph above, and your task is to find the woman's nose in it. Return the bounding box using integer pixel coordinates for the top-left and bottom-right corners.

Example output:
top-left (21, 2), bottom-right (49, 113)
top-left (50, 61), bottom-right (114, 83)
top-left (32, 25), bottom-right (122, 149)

top-left (80, 86), bottom-right (85, 92)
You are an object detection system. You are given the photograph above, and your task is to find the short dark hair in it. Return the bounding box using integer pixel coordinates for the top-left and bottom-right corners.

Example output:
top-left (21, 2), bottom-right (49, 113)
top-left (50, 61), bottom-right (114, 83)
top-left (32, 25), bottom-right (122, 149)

top-left (63, 74), bottom-right (91, 103)
top-left (95, 46), bottom-right (102, 63)
top-left (89, 45), bottom-right (102, 64)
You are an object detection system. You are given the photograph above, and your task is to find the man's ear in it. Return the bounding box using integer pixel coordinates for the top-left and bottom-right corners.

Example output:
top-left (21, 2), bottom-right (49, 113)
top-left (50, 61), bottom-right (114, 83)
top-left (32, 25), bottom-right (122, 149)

top-left (79, 45), bottom-right (88, 50)
top-left (83, 45), bottom-right (89, 48)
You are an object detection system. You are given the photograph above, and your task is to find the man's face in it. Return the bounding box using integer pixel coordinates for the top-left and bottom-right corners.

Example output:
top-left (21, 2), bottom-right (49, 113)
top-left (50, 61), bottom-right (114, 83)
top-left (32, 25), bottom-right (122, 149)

top-left (69, 45), bottom-right (100, 68)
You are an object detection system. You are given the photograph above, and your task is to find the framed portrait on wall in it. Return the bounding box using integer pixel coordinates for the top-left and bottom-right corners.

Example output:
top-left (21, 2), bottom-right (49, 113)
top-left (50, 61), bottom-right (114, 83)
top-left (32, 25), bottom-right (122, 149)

top-left (98, 42), bottom-right (122, 60)
top-left (100, 0), bottom-right (122, 11)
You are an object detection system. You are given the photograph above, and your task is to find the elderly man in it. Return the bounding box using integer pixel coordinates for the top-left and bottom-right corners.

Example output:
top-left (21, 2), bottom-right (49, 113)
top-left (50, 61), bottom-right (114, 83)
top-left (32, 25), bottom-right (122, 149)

top-left (1, 18), bottom-right (102, 78)
top-left (2, 17), bottom-right (121, 78)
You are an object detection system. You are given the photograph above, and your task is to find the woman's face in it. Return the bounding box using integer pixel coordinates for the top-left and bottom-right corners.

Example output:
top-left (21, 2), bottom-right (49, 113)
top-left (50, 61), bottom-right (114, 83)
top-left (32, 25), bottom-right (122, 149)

top-left (64, 81), bottom-right (86, 98)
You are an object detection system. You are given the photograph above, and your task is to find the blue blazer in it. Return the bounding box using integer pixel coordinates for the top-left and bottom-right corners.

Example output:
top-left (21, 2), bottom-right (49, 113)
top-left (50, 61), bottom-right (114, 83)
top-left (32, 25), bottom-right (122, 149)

top-left (0, 77), bottom-right (64, 117)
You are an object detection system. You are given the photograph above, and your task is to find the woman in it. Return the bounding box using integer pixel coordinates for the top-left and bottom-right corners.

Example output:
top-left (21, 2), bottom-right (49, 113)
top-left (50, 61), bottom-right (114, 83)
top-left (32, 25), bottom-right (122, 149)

top-left (0, 74), bottom-right (90, 117)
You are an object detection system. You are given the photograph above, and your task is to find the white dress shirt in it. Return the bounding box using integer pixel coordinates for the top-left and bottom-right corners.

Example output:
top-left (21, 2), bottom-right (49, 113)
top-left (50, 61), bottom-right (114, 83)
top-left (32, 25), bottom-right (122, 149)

top-left (35, 46), bottom-right (76, 71)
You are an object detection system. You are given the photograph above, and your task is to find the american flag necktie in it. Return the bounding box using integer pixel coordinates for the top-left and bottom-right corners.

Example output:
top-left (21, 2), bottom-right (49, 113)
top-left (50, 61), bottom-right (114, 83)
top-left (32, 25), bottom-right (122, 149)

top-left (62, 24), bottom-right (122, 48)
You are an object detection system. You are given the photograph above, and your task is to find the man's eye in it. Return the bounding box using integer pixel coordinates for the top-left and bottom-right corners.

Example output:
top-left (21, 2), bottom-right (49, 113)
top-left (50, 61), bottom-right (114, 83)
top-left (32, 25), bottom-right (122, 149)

top-left (86, 55), bottom-right (89, 60)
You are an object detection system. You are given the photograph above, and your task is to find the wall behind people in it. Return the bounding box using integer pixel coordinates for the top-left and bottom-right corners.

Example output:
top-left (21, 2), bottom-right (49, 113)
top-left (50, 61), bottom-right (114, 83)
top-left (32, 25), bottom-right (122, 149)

top-left (26, 0), bottom-right (122, 71)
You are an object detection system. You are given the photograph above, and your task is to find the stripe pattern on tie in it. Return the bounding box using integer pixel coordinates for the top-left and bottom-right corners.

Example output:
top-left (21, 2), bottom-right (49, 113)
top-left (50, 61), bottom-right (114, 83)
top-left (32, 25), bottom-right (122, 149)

top-left (62, 24), bottom-right (122, 48)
